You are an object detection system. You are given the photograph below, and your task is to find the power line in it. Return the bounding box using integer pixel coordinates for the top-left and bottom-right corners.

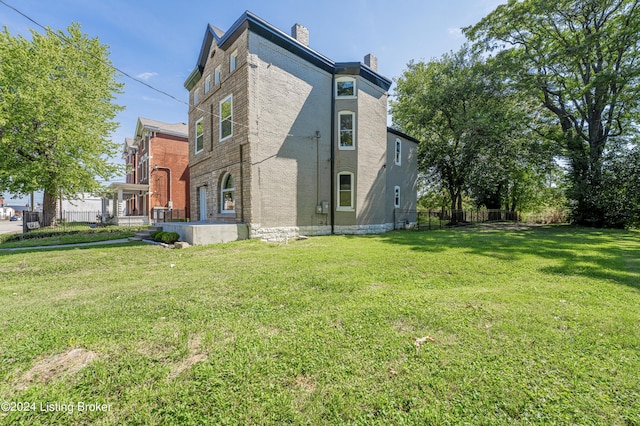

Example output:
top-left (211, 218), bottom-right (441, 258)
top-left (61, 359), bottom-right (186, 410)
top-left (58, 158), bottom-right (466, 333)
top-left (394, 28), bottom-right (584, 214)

top-left (0, 0), bottom-right (311, 141)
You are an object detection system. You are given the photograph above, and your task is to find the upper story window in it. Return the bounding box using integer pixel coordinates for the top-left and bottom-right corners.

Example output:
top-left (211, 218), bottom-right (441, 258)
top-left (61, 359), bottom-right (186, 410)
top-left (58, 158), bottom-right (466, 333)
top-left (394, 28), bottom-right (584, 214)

top-left (221, 173), bottom-right (235, 213)
top-left (337, 172), bottom-right (354, 210)
top-left (214, 66), bottom-right (221, 85)
top-left (195, 118), bottom-right (204, 154)
top-left (336, 76), bottom-right (356, 98)
top-left (394, 185), bottom-right (401, 208)
top-left (193, 88), bottom-right (200, 105)
top-left (230, 50), bottom-right (238, 73)
top-left (338, 111), bottom-right (355, 150)
top-left (220, 95), bottom-right (233, 141)
top-left (204, 75), bottom-right (211, 94)
top-left (394, 138), bottom-right (402, 166)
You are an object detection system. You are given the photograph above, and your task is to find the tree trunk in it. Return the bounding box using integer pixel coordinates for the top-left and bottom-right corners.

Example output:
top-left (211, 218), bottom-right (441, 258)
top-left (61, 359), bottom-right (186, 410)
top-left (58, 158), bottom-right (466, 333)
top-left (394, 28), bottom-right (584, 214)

top-left (42, 190), bottom-right (57, 227)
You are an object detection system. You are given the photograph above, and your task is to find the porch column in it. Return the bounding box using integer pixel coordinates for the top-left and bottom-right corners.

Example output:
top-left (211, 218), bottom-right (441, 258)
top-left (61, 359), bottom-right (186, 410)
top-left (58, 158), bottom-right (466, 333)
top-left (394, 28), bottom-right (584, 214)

top-left (117, 188), bottom-right (124, 217)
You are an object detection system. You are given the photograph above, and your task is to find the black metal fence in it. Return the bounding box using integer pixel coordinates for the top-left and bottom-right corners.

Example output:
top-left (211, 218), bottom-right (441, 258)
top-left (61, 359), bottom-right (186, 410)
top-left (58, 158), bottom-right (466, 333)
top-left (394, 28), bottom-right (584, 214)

top-left (394, 209), bottom-right (521, 231)
top-left (154, 209), bottom-right (188, 223)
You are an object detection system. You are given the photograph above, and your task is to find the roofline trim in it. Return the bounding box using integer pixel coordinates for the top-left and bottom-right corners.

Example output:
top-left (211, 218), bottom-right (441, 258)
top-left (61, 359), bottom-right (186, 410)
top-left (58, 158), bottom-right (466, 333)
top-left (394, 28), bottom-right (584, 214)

top-left (387, 127), bottom-right (420, 144)
top-left (184, 11), bottom-right (392, 91)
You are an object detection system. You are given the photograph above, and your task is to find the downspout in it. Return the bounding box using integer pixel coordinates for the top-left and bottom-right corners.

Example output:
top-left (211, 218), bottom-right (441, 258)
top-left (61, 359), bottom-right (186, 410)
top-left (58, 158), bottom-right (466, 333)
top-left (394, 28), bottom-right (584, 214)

top-left (330, 73), bottom-right (336, 234)
top-left (240, 143), bottom-right (245, 223)
top-left (147, 132), bottom-right (152, 221)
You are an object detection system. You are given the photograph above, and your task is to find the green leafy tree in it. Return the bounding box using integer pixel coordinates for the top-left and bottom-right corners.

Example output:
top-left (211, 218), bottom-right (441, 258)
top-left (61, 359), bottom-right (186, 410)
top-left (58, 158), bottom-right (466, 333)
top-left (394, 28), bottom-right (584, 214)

top-left (391, 47), bottom-right (557, 222)
top-left (466, 0), bottom-right (640, 227)
top-left (0, 24), bottom-right (123, 225)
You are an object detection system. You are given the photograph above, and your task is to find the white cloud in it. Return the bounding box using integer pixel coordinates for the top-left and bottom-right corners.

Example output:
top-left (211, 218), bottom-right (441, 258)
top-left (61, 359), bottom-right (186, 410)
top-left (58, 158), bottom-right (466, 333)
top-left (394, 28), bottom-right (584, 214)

top-left (447, 27), bottom-right (463, 39)
top-left (136, 72), bottom-right (158, 81)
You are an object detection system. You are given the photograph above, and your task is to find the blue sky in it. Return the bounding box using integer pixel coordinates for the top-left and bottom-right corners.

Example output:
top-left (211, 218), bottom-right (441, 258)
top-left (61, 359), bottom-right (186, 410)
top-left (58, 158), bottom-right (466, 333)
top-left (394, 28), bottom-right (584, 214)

top-left (1, 0), bottom-right (506, 204)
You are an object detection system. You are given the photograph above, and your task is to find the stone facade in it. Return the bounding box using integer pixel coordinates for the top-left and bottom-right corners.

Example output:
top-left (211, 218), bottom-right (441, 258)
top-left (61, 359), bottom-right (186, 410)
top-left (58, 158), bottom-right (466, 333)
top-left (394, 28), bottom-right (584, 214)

top-left (185, 12), bottom-right (418, 242)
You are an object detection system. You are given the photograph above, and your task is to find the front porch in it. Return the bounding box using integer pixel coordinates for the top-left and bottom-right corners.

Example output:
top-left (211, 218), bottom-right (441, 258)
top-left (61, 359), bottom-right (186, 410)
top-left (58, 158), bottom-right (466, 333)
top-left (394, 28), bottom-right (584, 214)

top-left (105, 182), bottom-right (151, 226)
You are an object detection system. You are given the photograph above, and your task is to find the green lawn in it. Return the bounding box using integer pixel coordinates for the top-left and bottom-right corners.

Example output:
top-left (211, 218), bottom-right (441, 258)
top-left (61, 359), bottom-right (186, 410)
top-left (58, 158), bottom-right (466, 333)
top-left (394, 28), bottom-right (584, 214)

top-left (0, 226), bottom-right (143, 249)
top-left (0, 225), bottom-right (638, 425)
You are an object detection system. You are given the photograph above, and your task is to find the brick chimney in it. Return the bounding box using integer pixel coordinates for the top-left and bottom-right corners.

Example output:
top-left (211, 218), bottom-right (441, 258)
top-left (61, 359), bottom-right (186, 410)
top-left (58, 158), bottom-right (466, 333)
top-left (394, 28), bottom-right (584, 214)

top-left (364, 53), bottom-right (378, 72)
top-left (291, 23), bottom-right (309, 46)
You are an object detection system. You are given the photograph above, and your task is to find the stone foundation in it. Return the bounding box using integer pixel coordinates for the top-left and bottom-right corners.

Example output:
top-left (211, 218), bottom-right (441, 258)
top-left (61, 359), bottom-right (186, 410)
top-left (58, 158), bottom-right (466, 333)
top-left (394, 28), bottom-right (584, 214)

top-left (249, 224), bottom-right (331, 242)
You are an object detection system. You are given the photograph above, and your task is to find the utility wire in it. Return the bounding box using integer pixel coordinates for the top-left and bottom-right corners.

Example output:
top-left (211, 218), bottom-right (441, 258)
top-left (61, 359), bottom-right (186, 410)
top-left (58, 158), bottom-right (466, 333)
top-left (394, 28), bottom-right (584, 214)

top-left (0, 0), bottom-right (313, 141)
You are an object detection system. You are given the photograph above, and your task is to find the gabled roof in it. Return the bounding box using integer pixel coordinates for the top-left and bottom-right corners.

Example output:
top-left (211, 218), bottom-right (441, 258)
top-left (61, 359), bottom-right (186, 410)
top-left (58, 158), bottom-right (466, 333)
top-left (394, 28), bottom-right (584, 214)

top-left (184, 11), bottom-right (392, 92)
top-left (135, 117), bottom-right (188, 139)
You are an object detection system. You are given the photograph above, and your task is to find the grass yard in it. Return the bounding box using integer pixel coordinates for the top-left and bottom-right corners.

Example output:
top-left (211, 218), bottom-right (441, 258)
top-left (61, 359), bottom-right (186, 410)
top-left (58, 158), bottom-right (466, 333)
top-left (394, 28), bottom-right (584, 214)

top-left (0, 225), bottom-right (638, 425)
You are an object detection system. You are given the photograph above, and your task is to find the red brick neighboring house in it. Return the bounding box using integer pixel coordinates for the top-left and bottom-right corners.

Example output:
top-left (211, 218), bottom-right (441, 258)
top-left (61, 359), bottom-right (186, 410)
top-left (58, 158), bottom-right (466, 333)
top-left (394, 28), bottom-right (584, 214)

top-left (116, 117), bottom-right (189, 222)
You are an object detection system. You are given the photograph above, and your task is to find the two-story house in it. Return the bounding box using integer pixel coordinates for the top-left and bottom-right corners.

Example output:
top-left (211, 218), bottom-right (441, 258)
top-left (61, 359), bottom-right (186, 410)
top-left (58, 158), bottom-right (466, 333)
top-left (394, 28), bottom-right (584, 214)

top-left (109, 117), bottom-right (190, 224)
top-left (183, 11), bottom-right (417, 241)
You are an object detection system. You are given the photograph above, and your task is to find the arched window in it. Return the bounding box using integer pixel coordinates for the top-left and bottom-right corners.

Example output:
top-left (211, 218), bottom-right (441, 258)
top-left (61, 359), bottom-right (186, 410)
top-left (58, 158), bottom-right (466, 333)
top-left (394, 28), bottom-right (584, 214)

top-left (394, 138), bottom-right (402, 166)
top-left (221, 174), bottom-right (235, 213)
top-left (337, 172), bottom-right (355, 210)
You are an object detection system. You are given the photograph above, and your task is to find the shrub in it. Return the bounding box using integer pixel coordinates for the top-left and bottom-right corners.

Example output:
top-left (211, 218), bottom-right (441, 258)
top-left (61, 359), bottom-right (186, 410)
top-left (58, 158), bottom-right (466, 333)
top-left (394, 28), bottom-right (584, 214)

top-left (152, 231), bottom-right (180, 244)
top-left (149, 230), bottom-right (161, 240)
top-left (160, 232), bottom-right (180, 244)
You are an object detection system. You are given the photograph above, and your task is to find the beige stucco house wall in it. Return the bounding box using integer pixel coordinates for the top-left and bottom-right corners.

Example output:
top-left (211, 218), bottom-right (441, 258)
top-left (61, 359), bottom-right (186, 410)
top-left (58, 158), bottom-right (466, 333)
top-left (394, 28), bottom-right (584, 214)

top-left (185, 11), bottom-right (418, 241)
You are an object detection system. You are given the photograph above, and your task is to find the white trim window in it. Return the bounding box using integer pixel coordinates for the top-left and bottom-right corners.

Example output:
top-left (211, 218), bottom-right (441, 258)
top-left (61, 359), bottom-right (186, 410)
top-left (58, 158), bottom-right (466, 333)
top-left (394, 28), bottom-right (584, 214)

top-left (220, 95), bottom-right (233, 141)
top-left (193, 88), bottom-right (200, 105)
top-left (338, 111), bottom-right (355, 150)
top-left (214, 66), bottom-right (221, 85)
top-left (221, 173), bottom-right (235, 213)
top-left (195, 118), bottom-right (204, 154)
top-left (394, 138), bottom-right (402, 166)
top-left (204, 74), bottom-right (211, 94)
top-left (230, 50), bottom-right (238, 73)
top-left (337, 172), bottom-right (354, 210)
top-left (394, 185), bottom-right (401, 208)
top-left (336, 76), bottom-right (356, 98)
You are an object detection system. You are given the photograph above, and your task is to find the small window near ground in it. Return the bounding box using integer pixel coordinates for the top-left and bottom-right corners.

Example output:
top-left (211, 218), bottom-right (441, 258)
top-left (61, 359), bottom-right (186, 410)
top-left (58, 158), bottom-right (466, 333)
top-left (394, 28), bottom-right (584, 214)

top-left (221, 173), bottom-right (235, 213)
top-left (395, 138), bottom-right (401, 166)
top-left (195, 118), bottom-right (204, 154)
top-left (338, 111), bottom-right (355, 150)
top-left (220, 95), bottom-right (233, 141)
top-left (337, 172), bottom-right (354, 210)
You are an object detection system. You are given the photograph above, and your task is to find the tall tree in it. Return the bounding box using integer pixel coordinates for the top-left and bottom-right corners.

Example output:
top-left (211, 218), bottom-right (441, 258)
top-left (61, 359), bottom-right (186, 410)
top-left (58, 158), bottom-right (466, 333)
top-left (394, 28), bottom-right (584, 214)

top-left (0, 24), bottom-right (123, 225)
top-left (466, 0), bottom-right (640, 227)
top-left (391, 47), bottom-right (555, 221)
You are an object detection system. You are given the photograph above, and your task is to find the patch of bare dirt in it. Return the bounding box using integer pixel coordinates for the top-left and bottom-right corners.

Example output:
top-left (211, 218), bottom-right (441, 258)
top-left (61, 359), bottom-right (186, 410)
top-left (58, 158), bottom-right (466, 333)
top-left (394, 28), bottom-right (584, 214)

top-left (168, 334), bottom-right (208, 380)
top-left (16, 348), bottom-right (97, 390)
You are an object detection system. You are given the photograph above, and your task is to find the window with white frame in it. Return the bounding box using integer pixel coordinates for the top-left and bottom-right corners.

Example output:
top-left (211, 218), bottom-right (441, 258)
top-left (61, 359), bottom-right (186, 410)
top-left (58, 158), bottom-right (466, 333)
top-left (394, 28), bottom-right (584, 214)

top-left (337, 172), bottom-right (354, 210)
top-left (230, 50), bottom-right (238, 73)
top-left (338, 111), bottom-right (355, 149)
top-left (195, 118), bottom-right (204, 153)
top-left (194, 88), bottom-right (200, 105)
top-left (220, 95), bottom-right (233, 141)
top-left (394, 185), bottom-right (401, 208)
top-left (394, 138), bottom-right (402, 165)
top-left (221, 173), bottom-right (235, 213)
top-left (204, 74), bottom-right (211, 93)
top-left (336, 76), bottom-right (356, 98)
top-left (214, 66), bottom-right (221, 85)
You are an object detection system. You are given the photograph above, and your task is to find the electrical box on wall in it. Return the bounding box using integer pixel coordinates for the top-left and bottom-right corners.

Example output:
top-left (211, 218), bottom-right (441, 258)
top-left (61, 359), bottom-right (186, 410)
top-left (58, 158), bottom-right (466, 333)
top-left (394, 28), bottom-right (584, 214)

top-left (321, 200), bottom-right (329, 214)
top-left (316, 205), bottom-right (323, 214)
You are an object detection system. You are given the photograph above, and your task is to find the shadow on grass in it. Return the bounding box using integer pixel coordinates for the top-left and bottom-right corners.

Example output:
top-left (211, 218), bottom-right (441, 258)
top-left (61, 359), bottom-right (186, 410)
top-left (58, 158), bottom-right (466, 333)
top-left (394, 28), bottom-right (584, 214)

top-left (0, 240), bottom-right (146, 255)
top-left (377, 224), bottom-right (640, 291)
